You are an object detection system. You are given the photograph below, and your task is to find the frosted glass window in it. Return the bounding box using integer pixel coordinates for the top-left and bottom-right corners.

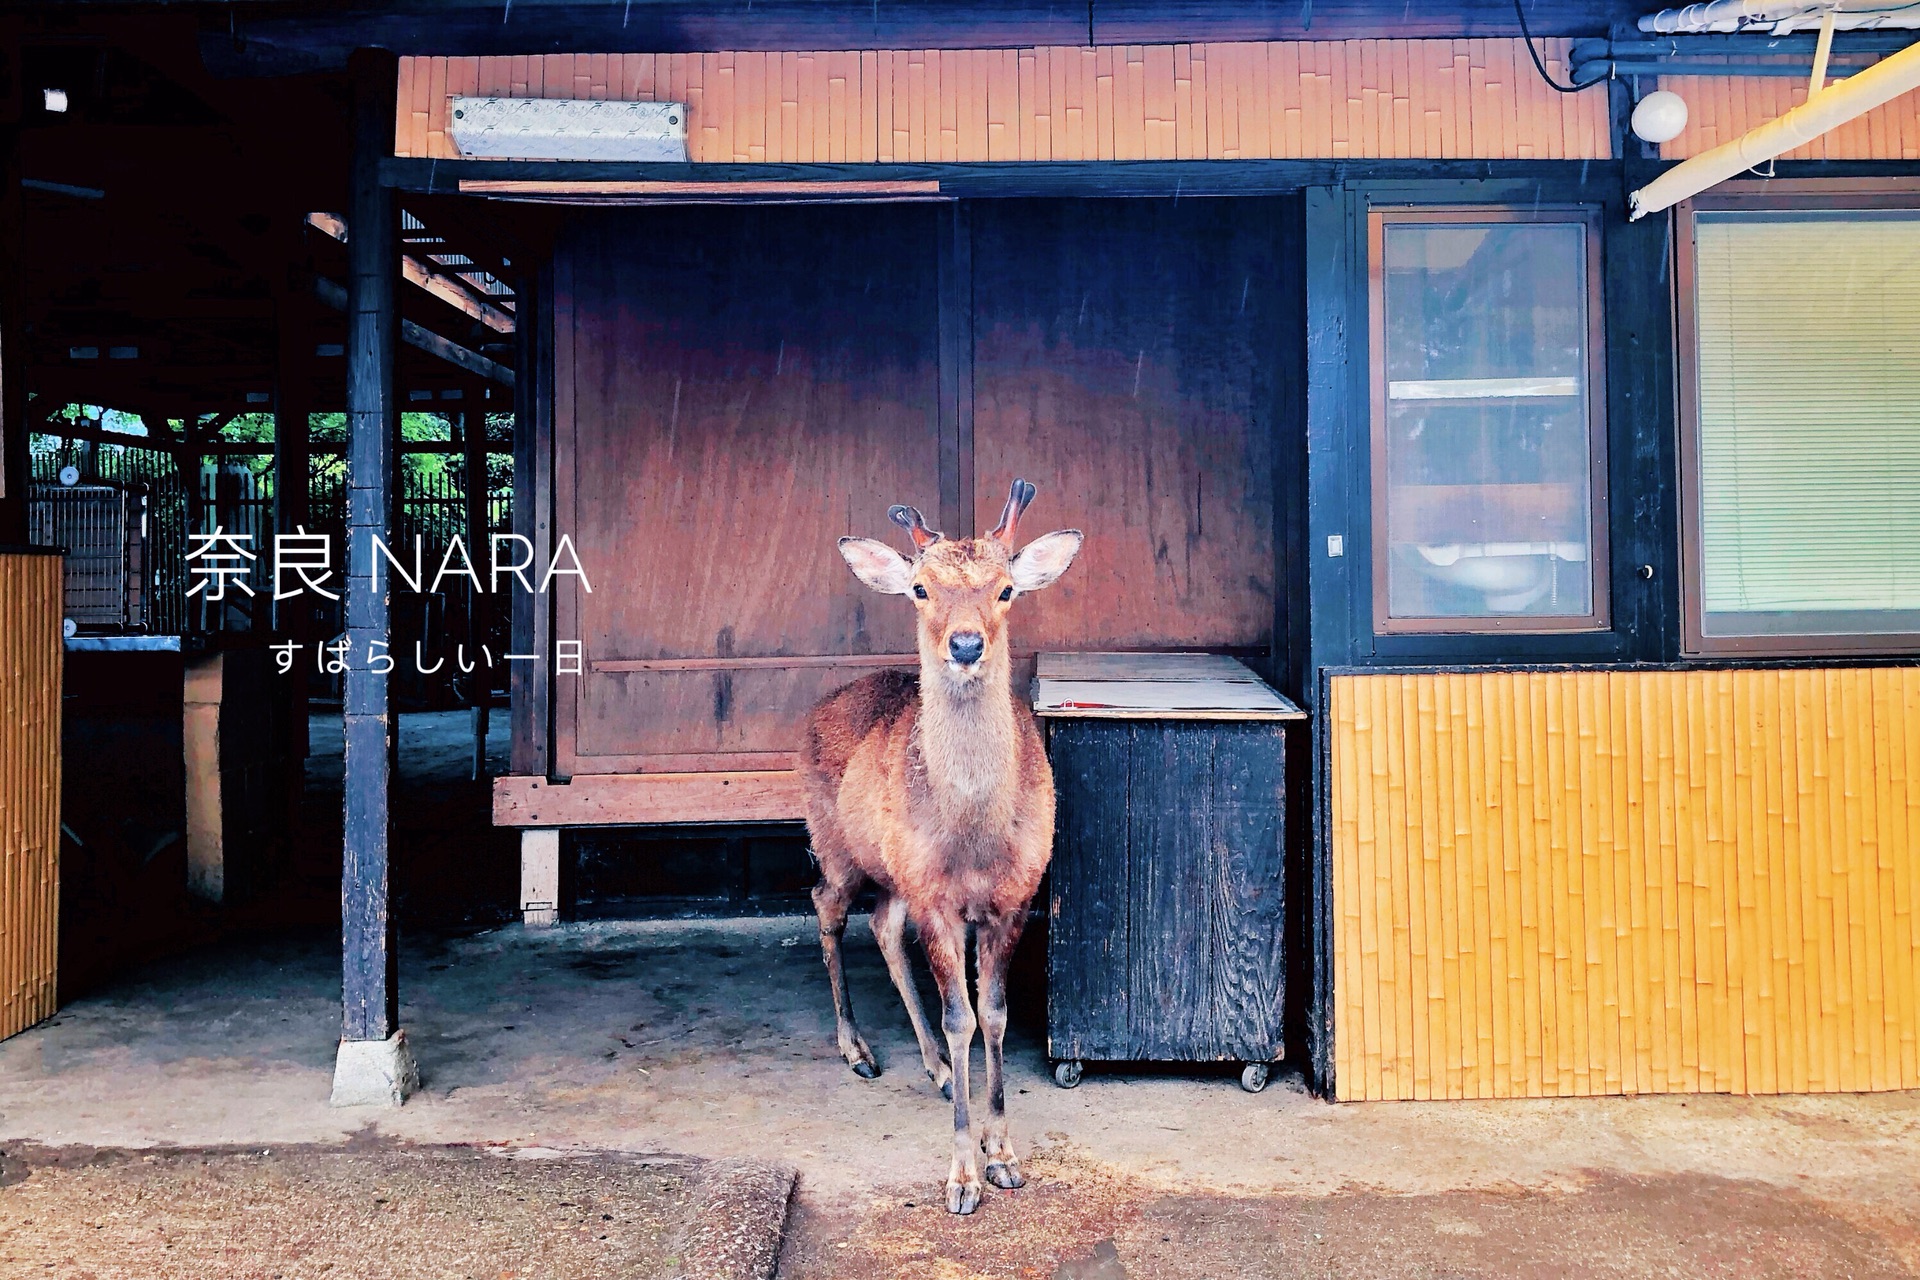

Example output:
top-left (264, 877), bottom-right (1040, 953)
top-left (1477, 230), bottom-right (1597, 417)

top-left (1691, 210), bottom-right (1920, 642)
top-left (1371, 213), bottom-right (1605, 631)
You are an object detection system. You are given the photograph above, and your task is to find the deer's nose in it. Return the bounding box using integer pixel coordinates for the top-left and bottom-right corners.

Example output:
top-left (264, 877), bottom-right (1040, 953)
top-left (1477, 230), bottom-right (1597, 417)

top-left (948, 632), bottom-right (986, 666)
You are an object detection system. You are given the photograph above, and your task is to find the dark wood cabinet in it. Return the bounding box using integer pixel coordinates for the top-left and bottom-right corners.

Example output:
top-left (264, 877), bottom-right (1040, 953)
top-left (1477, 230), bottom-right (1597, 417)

top-left (1038, 653), bottom-right (1299, 1091)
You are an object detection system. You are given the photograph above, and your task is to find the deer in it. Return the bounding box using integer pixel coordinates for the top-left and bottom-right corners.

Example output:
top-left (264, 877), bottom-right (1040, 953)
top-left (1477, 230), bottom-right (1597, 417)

top-left (801, 478), bottom-right (1083, 1216)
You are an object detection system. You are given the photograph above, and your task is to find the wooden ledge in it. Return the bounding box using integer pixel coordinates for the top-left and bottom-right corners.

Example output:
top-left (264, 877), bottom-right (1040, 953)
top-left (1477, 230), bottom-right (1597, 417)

top-left (493, 771), bottom-right (807, 827)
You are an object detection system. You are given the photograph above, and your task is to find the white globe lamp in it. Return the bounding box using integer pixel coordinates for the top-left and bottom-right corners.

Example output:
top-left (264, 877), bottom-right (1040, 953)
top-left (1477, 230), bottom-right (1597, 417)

top-left (1631, 90), bottom-right (1689, 145)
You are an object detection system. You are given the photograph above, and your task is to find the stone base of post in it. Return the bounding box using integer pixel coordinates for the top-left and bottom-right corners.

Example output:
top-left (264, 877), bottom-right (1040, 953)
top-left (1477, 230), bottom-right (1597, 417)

top-left (330, 1030), bottom-right (420, 1107)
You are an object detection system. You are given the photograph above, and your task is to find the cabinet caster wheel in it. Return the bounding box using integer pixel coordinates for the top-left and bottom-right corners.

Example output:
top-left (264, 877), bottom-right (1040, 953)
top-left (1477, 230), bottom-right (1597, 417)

top-left (1239, 1063), bottom-right (1270, 1094)
top-left (1052, 1060), bottom-right (1084, 1089)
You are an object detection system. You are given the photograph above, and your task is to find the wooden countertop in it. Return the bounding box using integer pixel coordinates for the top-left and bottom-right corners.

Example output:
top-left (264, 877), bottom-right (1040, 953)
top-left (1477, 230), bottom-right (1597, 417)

top-left (1033, 651), bottom-right (1306, 722)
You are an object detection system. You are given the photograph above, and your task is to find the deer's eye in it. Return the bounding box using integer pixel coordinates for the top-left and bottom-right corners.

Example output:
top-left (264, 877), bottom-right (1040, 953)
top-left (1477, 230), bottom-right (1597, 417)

top-left (913, 584), bottom-right (928, 600)
top-left (999, 586), bottom-right (1014, 602)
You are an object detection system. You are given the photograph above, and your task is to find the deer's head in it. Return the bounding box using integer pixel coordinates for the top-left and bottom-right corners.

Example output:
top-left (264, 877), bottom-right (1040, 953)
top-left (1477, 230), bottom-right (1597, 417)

top-left (839, 479), bottom-right (1083, 691)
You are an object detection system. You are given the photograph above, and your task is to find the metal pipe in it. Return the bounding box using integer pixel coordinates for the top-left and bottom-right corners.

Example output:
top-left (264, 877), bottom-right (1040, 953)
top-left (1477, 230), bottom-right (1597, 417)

top-left (1577, 32), bottom-right (1915, 56)
top-left (1574, 58), bottom-right (1873, 81)
top-left (1642, 0), bottom-right (1920, 35)
top-left (1630, 34), bottom-right (1920, 219)
top-left (1810, 6), bottom-right (1839, 93)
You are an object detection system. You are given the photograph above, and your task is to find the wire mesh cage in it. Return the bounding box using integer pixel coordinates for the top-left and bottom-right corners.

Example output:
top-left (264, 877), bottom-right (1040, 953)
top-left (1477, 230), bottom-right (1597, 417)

top-left (26, 484), bottom-right (142, 630)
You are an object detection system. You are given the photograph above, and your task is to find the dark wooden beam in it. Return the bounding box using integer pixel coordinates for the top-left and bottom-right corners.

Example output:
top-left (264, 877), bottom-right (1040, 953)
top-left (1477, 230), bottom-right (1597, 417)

top-left (206, 0), bottom-right (1640, 76)
top-left (403, 196), bottom-right (534, 293)
top-left (341, 46), bottom-right (400, 1048)
top-left (28, 429), bottom-right (510, 457)
top-left (313, 274), bottom-right (513, 386)
top-left (390, 155), bottom-right (1625, 197)
top-left (28, 420), bottom-right (180, 455)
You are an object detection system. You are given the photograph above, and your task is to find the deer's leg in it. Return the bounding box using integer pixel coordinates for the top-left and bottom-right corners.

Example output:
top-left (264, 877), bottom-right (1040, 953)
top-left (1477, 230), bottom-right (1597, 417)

top-left (812, 875), bottom-right (877, 1079)
top-left (975, 906), bottom-right (1028, 1190)
top-left (922, 913), bottom-right (981, 1215)
top-left (871, 890), bottom-right (953, 1099)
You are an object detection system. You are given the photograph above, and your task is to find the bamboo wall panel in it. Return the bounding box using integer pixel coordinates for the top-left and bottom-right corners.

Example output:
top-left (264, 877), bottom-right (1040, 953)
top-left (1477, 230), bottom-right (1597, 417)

top-left (1328, 668), bottom-right (1920, 1101)
top-left (1658, 75), bottom-right (1920, 160)
top-left (395, 39), bottom-right (1608, 163)
top-left (0, 553), bottom-right (61, 1040)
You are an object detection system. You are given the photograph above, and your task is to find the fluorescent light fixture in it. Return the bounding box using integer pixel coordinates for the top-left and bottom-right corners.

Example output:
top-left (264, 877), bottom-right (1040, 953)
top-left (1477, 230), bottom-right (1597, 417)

top-left (246, 391), bottom-right (271, 404)
top-left (449, 97), bottom-right (689, 162)
top-left (315, 343), bottom-right (345, 358)
top-left (68, 345), bottom-right (99, 360)
top-left (108, 345), bottom-right (139, 360)
top-left (43, 88), bottom-right (68, 113)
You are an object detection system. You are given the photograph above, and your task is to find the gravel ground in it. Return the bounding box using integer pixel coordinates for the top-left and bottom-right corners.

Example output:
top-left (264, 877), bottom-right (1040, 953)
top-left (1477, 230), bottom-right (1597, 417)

top-left (0, 1143), bottom-right (791, 1280)
top-left (779, 1147), bottom-right (1920, 1279)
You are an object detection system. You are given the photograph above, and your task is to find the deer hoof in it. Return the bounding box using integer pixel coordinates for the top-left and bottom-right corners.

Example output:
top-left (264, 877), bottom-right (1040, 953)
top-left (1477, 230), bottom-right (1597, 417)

top-left (984, 1160), bottom-right (1025, 1190)
top-left (946, 1178), bottom-right (982, 1215)
top-left (929, 1067), bottom-right (953, 1100)
top-left (842, 1035), bottom-right (878, 1078)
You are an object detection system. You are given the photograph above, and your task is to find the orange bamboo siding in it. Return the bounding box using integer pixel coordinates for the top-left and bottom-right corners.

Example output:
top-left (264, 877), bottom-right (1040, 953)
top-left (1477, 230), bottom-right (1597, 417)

top-left (1328, 668), bottom-right (1920, 1102)
top-left (0, 553), bottom-right (61, 1040)
top-left (395, 40), bottom-right (1609, 163)
top-left (1658, 75), bottom-right (1920, 159)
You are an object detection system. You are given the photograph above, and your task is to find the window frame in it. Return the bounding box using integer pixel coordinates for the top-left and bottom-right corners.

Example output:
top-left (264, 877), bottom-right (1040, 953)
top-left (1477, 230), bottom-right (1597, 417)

top-left (1675, 185), bottom-right (1920, 658)
top-left (1366, 204), bottom-right (1611, 636)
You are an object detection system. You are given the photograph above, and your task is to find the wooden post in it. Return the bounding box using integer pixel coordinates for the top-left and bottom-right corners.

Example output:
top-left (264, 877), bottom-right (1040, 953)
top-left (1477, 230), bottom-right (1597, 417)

top-left (0, 103), bottom-right (25, 545)
top-left (508, 266), bottom-right (551, 778)
top-left (461, 388), bottom-right (491, 780)
top-left (273, 278), bottom-right (314, 595)
top-left (331, 47), bottom-right (416, 1107)
top-left (273, 281), bottom-right (314, 762)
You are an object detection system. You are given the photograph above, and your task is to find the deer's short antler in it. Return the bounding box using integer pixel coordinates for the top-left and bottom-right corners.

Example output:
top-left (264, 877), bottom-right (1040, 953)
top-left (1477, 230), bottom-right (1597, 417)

top-left (988, 479), bottom-right (1037, 547)
top-left (888, 504), bottom-right (943, 552)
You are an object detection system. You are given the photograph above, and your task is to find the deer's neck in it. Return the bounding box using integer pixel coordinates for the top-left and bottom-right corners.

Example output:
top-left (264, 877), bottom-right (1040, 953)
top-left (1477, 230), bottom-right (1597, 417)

top-left (917, 658), bottom-right (1019, 824)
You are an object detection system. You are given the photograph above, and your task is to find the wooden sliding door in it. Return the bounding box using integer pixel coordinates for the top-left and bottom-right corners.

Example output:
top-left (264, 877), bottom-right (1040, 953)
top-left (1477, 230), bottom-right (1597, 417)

top-left (553, 204), bottom-right (942, 777)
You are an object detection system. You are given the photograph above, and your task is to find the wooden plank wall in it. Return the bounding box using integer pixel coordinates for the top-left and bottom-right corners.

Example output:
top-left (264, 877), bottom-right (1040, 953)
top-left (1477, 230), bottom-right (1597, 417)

top-left (552, 204), bottom-right (941, 775)
top-left (1328, 668), bottom-right (1920, 1102)
top-left (1658, 75), bottom-right (1920, 160)
top-left (395, 39), bottom-right (1609, 163)
top-left (0, 553), bottom-right (61, 1039)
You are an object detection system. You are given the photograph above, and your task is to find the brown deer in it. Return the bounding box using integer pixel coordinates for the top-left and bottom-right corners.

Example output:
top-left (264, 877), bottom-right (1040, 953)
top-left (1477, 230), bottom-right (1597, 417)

top-left (802, 478), bottom-right (1082, 1216)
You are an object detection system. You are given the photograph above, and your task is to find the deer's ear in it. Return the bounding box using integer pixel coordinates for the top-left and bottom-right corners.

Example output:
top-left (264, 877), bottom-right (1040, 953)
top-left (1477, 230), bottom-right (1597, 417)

top-left (1009, 530), bottom-right (1083, 593)
top-left (838, 537), bottom-right (916, 595)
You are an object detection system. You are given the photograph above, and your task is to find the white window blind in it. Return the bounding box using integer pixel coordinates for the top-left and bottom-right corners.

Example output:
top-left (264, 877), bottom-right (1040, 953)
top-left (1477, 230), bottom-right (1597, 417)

top-left (1694, 211), bottom-right (1920, 638)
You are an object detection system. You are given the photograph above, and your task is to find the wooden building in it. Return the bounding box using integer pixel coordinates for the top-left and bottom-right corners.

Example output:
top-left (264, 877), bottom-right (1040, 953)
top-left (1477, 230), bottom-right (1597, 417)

top-left (3, 0), bottom-right (1920, 1103)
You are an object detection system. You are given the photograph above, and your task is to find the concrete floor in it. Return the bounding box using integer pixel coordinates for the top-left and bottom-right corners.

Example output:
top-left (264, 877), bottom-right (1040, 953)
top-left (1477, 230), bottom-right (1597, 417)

top-left (10, 711), bottom-right (1920, 1275)
top-left (3, 917), bottom-right (1920, 1276)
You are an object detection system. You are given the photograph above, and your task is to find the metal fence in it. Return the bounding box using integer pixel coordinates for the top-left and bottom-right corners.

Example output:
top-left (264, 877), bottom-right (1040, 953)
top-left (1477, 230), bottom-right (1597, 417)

top-left (29, 441), bottom-right (188, 635)
top-left (26, 485), bottom-right (143, 630)
top-left (28, 427), bottom-right (514, 707)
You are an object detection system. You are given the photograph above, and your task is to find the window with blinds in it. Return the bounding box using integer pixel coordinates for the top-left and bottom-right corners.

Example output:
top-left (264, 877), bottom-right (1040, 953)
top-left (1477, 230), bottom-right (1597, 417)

top-left (1690, 210), bottom-right (1920, 647)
